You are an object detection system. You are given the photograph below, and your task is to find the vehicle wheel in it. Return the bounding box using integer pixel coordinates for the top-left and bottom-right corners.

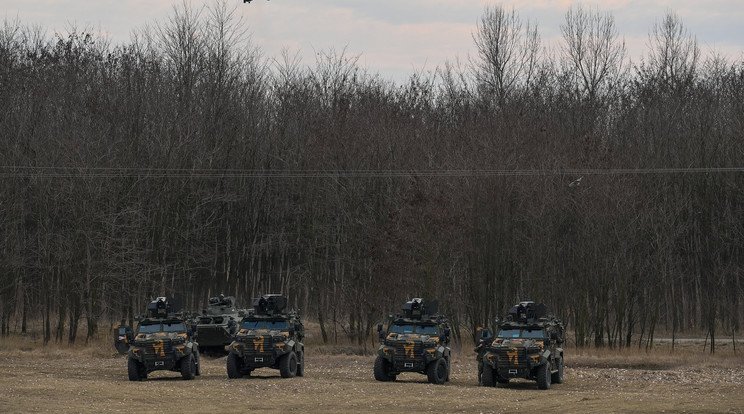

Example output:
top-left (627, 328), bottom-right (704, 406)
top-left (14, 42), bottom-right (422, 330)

top-left (427, 358), bottom-right (448, 385)
top-left (374, 355), bottom-right (395, 382)
top-left (127, 357), bottom-right (144, 381)
top-left (279, 351), bottom-right (298, 378)
top-left (296, 350), bottom-right (305, 377)
top-left (536, 363), bottom-right (551, 390)
top-left (444, 357), bottom-right (451, 382)
top-left (551, 356), bottom-right (564, 384)
top-left (180, 354), bottom-right (196, 380)
top-left (194, 350), bottom-right (201, 376)
top-left (226, 352), bottom-right (243, 379)
top-left (481, 363), bottom-right (495, 387)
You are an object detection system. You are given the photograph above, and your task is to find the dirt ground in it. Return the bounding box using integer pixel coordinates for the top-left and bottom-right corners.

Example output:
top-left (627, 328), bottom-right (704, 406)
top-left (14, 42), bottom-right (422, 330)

top-left (1, 345), bottom-right (743, 414)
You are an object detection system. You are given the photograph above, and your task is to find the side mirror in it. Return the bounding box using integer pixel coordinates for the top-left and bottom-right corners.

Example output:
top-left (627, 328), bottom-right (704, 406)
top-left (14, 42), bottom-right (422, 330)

top-left (481, 328), bottom-right (491, 339)
top-left (377, 323), bottom-right (386, 341)
top-left (377, 323), bottom-right (383, 332)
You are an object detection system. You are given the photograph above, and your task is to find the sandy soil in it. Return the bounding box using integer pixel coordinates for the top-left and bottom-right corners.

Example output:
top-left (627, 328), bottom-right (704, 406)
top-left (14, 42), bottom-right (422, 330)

top-left (1, 347), bottom-right (742, 413)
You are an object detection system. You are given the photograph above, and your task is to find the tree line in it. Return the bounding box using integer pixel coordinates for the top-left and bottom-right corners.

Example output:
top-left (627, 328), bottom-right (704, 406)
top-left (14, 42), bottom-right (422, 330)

top-left (0, 2), bottom-right (742, 352)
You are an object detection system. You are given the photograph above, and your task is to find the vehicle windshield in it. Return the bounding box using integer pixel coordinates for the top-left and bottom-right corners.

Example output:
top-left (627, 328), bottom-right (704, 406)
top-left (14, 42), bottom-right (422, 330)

top-left (497, 328), bottom-right (546, 339)
top-left (162, 322), bottom-right (185, 332)
top-left (241, 320), bottom-right (289, 330)
top-left (390, 324), bottom-right (439, 335)
top-left (137, 323), bottom-right (161, 334)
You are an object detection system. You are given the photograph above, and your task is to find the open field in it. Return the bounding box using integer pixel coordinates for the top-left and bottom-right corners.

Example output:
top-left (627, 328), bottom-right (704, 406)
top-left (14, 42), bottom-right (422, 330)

top-left (1, 337), bottom-right (743, 413)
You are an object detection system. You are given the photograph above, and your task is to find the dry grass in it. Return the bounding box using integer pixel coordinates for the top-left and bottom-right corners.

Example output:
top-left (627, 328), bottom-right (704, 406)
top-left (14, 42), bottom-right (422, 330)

top-left (1, 332), bottom-right (743, 413)
top-left (568, 341), bottom-right (744, 370)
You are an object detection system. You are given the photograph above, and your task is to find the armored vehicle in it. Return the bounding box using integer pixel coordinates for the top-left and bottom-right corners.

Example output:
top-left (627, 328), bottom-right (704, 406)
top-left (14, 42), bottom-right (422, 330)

top-left (374, 298), bottom-right (451, 385)
top-left (193, 295), bottom-right (240, 355)
top-left (126, 297), bottom-right (201, 381)
top-left (477, 301), bottom-right (564, 390)
top-left (226, 294), bottom-right (305, 379)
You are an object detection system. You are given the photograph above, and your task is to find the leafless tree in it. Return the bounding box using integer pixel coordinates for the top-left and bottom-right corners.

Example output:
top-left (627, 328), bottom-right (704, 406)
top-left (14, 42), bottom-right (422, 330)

top-left (471, 4), bottom-right (540, 101)
top-left (643, 10), bottom-right (699, 91)
top-left (560, 4), bottom-right (627, 101)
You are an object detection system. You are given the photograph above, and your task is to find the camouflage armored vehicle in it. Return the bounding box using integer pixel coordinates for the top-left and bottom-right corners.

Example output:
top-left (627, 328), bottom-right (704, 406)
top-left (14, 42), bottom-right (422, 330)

top-left (226, 294), bottom-right (305, 379)
top-left (374, 298), bottom-right (451, 385)
top-left (126, 297), bottom-right (201, 381)
top-left (193, 295), bottom-right (240, 355)
top-left (476, 301), bottom-right (564, 390)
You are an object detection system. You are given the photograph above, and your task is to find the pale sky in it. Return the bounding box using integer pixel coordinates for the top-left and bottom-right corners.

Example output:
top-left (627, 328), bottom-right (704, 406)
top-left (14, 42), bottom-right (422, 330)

top-left (3, 0), bottom-right (744, 82)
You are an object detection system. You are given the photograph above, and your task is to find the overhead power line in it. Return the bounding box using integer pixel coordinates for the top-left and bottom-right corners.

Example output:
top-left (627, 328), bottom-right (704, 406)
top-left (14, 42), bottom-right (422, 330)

top-left (0, 166), bottom-right (742, 179)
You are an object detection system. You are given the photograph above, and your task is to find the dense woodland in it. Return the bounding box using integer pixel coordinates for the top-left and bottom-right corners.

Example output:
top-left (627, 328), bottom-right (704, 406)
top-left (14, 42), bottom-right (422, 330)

top-left (1, 2), bottom-right (742, 352)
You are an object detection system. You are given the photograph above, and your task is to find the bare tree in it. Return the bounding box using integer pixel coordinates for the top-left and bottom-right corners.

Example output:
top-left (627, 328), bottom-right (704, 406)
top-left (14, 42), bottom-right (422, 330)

top-left (643, 10), bottom-right (699, 91)
top-left (560, 4), bottom-right (627, 101)
top-left (471, 4), bottom-right (540, 101)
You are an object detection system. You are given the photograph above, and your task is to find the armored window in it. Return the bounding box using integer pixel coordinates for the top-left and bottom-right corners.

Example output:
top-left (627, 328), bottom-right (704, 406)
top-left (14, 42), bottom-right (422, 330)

top-left (497, 328), bottom-right (521, 338)
top-left (520, 329), bottom-right (546, 339)
top-left (241, 320), bottom-right (262, 330)
top-left (265, 321), bottom-right (288, 330)
top-left (163, 322), bottom-right (185, 332)
top-left (137, 323), bottom-right (161, 334)
top-left (417, 325), bottom-right (439, 335)
top-left (390, 324), bottom-right (415, 334)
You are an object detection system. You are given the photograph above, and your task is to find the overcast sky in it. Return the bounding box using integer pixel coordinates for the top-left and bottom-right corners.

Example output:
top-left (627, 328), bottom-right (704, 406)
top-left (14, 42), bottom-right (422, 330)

top-left (3, 0), bottom-right (744, 82)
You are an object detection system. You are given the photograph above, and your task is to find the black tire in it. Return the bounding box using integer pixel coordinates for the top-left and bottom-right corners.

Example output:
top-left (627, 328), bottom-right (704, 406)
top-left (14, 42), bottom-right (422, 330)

top-left (373, 355), bottom-right (395, 382)
top-left (194, 350), bottom-right (201, 376)
top-left (279, 351), bottom-right (298, 378)
top-left (551, 356), bottom-right (564, 384)
top-left (296, 350), bottom-right (305, 377)
top-left (427, 358), bottom-right (448, 385)
top-left (445, 357), bottom-right (451, 382)
top-left (226, 352), bottom-right (243, 379)
top-left (127, 357), bottom-right (144, 381)
top-left (481, 363), bottom-right (496, 387)
top-left (180, 354), bottom-right (196, 380)
top-left (536, 362), bottom-right (551, 390)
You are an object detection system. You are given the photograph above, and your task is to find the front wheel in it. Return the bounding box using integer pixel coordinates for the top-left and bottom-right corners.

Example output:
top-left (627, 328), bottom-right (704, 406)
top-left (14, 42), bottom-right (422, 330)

top-left (481, 363), bottom-right (495, 387)
top-left (551, 356), bottom-right (564, 384)
top-left (127, 357), bottom-right (145, 381)
top-left (296, 350), bottom-right (305, 377)
top-left (194, 350), bottom-right (201, 376)
top-left (536, 363), bottom-right (551, 390)
top-left (180, 354), bottom-right (196, 380)
top-left (279, 351), bottom-right (298, 378)
top-left (226, 352), bottom-right (243, 379)
top-left (427, 358), bottom-right (448, 385)
top-left (373, 355), bottom-right (395, 382)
